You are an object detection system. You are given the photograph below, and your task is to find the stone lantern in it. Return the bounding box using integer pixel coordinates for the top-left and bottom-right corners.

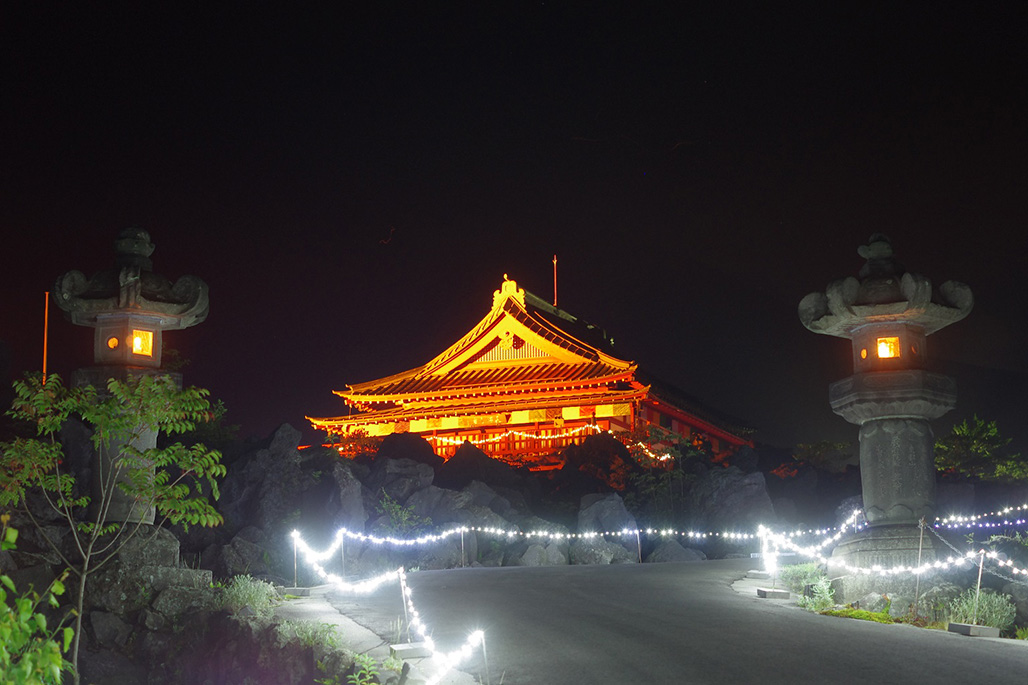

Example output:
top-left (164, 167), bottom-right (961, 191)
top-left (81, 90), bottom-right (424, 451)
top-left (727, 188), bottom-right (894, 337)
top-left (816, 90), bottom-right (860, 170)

top-left (799, 234), bottom-right (972, 599)
top-left (54, 228), bottom-right (209, 523)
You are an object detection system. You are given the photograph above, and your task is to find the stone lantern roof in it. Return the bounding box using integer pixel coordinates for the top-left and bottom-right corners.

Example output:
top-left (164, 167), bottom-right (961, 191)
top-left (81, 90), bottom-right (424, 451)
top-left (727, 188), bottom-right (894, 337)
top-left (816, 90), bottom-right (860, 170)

top-left (798, 233), bottom-right (973, 338)
top-left (54, 228), bottom-right (209, 329)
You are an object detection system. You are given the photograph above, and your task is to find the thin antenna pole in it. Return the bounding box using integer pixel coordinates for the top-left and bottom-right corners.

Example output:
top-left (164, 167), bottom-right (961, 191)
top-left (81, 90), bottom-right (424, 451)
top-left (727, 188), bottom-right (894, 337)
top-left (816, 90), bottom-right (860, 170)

top-left (552, 254), bottom-right (558, 307)
top-left (42, 291), bottom-right (50, 385)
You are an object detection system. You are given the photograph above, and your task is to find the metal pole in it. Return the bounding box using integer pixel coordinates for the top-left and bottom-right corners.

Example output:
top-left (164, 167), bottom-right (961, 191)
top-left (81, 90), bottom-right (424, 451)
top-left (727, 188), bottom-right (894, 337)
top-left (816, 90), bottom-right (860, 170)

top-left (636, 529), bottom-right (642, 563)
top-left (482, 633), bottom-right (492, 685)
top-left (460, 529), bottom-right (466, 568)
top-left (293, 535), bottom-right (298, 588)
top-left (340, 534), bottom-right (345, 580)
top-left (398, 571), bottom-right (411, 642)
top-left (913, 517), bottom-right (925, 620)
top-left (973, 549), bottom-right (986, 625)
top-left (42, 291), bottom-right (50, 385)
top-left (552, 255), bottom-right (558, 307)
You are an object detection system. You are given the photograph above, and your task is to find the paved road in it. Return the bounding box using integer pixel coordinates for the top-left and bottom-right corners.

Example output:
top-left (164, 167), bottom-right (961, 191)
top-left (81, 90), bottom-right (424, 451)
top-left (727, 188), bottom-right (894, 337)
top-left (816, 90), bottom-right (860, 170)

top-left (328, 559), bottom-right (1028, 684)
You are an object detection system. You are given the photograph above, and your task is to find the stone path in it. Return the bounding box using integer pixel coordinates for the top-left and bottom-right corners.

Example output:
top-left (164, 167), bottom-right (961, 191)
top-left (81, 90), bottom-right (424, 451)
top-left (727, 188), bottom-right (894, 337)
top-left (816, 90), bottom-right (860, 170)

top-left (272, 585), bottom-right (479, 685)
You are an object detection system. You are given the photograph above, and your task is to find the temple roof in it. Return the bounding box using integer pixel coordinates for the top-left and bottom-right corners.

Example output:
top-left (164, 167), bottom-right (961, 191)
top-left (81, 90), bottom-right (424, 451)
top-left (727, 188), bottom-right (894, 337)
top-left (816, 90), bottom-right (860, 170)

top-left (310, 276), bottom-right (641, 424)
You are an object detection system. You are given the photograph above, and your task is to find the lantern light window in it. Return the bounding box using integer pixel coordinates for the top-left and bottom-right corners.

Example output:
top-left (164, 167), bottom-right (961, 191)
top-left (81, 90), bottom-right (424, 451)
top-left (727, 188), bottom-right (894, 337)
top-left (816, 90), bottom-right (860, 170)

top-left (876, 336), bottom-right (900, 359)
top-left (131, 330), bottom-right (154, 357)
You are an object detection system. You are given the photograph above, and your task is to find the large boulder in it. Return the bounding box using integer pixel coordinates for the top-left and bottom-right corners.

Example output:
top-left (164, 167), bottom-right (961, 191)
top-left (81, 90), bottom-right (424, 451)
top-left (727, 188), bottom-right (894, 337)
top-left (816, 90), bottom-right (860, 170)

top-left (688, 466), bottom-right (776, 532)
top-left (578, 493), bottom-right (638, 556)
top-left (328, 459), bottom-right (367, 531)
top-left (435, 441), bottom-right (524, 490)
top-left (506, 541), bottom-right (570, 567)
top-left (561, 433), bottom-right (640, 491)
top-left (462, 480), bottom-right (514, 517)
top-left (218, 424), bottom-right (311, 535)
top-left (577, 493), bottom-right (637, 534)
top-left (569, 538), bottom-right (636, 565)
top-left (645, 540), bottom-right (706, 563)
top-left (406, 485), bottom-right (474, 525)
top-left (364, 457), bottom-right (435, 504)
top-left (376, 433), bottom-right (444, 471)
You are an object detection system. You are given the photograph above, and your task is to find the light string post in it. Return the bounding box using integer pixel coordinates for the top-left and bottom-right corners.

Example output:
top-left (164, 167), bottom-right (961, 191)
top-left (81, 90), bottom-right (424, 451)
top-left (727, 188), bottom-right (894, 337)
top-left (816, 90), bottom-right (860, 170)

top-left (973, 548), bottom-right (986, 626)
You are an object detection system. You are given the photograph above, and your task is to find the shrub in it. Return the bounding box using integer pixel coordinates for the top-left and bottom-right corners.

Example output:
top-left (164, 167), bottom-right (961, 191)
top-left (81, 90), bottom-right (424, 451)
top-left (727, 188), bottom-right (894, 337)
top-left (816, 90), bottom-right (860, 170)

top-left (277, 620), bottom-right (340, 649)
top-left (798, 575), bottom-right (835, 612)
top-left (220, 575), bottom-right (279, 620)
top-left (777, 563), bottom-right (823, 593)
top-left (945, 588), bottom-right (1016, 632)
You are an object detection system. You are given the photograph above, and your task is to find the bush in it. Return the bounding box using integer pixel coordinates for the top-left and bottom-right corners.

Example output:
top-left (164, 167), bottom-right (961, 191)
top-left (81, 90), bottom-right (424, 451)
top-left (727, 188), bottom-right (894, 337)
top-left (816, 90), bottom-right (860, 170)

top-left (220, 575), bottom-right (279, 620)
top-left (277, 620), bottom-right (340, 649)
top-left (777, 563), bottom-right (824, 593)
top-left (945, 588), bottom-right (1016, 632)
top-left (798, 576), bottom-right (835, 612)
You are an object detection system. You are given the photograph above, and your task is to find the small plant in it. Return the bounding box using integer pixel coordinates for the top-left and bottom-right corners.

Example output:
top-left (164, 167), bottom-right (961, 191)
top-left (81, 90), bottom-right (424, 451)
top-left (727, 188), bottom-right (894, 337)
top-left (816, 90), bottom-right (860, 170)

top-left (375, 491), bottom-right (431, 534)
top-left (220, 574), bottom-right (279, 620)
top-left (277, 620), bottom-right (340, 649)
top-left (1015, 626), bottom-right (1028, 640)
top-left (336, 653), bottom-right (379, 685)
top-left (777, 563), bottom-right (824, 593)
top-left (821, 607), bottom-right (893, 624)
top-left (945, 588), bottom-right (1016, 632)
top-left (382, 656), bottom-right (404, 673)
top-left (798, 575), bottom-right (835, 612)
top-left (0, 515), bottom-right (75, 684)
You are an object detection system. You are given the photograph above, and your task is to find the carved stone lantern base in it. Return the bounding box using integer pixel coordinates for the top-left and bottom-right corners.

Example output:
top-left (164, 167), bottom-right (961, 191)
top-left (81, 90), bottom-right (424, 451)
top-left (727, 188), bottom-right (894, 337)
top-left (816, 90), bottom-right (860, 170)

top-left (829, 524), bottom-right (939, 605)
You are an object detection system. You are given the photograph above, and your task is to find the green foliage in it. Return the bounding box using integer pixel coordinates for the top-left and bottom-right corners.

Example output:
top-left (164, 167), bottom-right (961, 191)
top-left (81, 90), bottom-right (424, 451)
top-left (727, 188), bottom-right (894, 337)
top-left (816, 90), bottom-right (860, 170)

top-left (315, 652), bottom-right (380, 685)
top-left (346, 653), bottom-right (379, 685)
top-left (0, 515), bottom-right (74, 684)
top-left (935, 416), bottom-right (1027, 482)
top-left (820, 607), bottom-right (894, 624)
top-left (1, 374), bottom-right (227, 528)
top-left (0, 373), bottom-right (228, 683)
top-left (1015, 626), bottom-right (1028, 640)
top-left (621, 425), bottom-right (704, 526)
top-left (276, 620), bottom-right (339, 649)
top-left (798, 575), bottom-right (835, 612)
top-left (220, 575), bottom-right (279, 621)
top-left (777, 563), bottom-right (824, 593)
top-left (792, 441), bottom-right (854, 473)
top-left (375, 491), bottom-right (431, 534)
top-left (945, 588), bottom-right (1017, 631)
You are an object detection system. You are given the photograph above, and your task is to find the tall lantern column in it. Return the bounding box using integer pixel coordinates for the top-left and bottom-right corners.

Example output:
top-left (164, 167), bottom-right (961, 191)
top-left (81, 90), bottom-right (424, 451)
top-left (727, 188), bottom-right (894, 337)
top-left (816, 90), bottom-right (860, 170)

top-left (54, 228), bottom-right (209, 524)
top-left (799, 234), bottom-right (972, 601)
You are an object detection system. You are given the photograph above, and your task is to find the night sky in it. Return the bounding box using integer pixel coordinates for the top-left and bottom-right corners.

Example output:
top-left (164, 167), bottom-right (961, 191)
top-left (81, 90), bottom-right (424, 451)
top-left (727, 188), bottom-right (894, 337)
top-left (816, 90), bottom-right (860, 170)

top-left (2, 4), bottom-right (1026, 455)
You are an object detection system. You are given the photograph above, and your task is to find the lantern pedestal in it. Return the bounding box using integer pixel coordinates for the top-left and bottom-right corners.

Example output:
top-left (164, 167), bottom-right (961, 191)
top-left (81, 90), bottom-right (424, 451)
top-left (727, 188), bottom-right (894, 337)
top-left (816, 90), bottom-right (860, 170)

top-left (828, 525), bottom-right (940, 605)
top-left (73, 367), bottom-right (185, 525)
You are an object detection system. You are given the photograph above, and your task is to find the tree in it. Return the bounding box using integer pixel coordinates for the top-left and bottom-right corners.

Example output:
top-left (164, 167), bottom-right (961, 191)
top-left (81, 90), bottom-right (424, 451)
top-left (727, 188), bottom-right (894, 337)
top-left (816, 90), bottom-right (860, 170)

top-left (0, 514), bottom-right (74, 684)
top-left (935, 415), bottom-right (1027, 482)
top-left (792, 440), bottom-right (854, 474)
top-left (0, 373), bottom-right (227, 683)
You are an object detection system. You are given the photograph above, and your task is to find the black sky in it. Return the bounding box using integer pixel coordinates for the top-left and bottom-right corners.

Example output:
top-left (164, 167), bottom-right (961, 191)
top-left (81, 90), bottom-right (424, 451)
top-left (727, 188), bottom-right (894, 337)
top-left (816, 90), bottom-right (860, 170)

top-left (2, 3), bottom-right (1026, 453)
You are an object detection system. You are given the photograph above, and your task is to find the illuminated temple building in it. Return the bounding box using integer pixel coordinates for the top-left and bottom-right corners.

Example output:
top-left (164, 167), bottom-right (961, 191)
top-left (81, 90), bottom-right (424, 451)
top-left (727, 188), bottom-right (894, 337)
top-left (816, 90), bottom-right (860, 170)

top-left (308, 277), bottom-right (752, 466)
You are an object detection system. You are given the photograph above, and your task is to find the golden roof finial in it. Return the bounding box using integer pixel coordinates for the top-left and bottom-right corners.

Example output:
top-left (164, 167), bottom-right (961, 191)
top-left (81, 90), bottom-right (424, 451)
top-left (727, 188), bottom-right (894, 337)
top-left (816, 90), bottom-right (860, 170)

top-left (493, 275), bottom-right (525, 309)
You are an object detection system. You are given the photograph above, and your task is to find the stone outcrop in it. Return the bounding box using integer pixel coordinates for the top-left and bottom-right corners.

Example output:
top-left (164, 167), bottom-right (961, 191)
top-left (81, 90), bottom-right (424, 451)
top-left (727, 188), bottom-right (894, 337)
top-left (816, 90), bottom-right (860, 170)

top-left (645, 540), bottom-right (706, 563)
top-left (688, 466), bottom-right (776, 532)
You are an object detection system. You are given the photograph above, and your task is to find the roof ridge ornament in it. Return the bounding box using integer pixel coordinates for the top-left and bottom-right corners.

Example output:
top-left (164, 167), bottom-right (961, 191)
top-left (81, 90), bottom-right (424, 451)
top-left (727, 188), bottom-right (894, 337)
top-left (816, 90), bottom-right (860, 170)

top-left (493, 274), bottom-right (526, 309)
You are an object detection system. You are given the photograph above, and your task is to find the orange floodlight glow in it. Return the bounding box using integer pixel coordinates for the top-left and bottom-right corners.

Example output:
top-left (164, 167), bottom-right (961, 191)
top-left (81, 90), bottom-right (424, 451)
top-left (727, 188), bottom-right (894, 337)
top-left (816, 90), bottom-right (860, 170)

top-left (131, 330), bottom-right (154, 357)
top-left (107, 336), bottom-right (120, 349)
top-left (876, 336), bottom-right (900, 359)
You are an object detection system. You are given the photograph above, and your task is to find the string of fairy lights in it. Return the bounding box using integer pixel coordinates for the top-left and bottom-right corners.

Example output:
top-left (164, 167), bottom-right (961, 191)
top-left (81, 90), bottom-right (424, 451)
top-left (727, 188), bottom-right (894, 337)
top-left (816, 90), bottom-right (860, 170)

top-left (422, 422), bottom-right (679, 462)
top-left (287, 498), bottom-right (1028, 681)
top-left (290, 531), bottom-right (486, 685)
